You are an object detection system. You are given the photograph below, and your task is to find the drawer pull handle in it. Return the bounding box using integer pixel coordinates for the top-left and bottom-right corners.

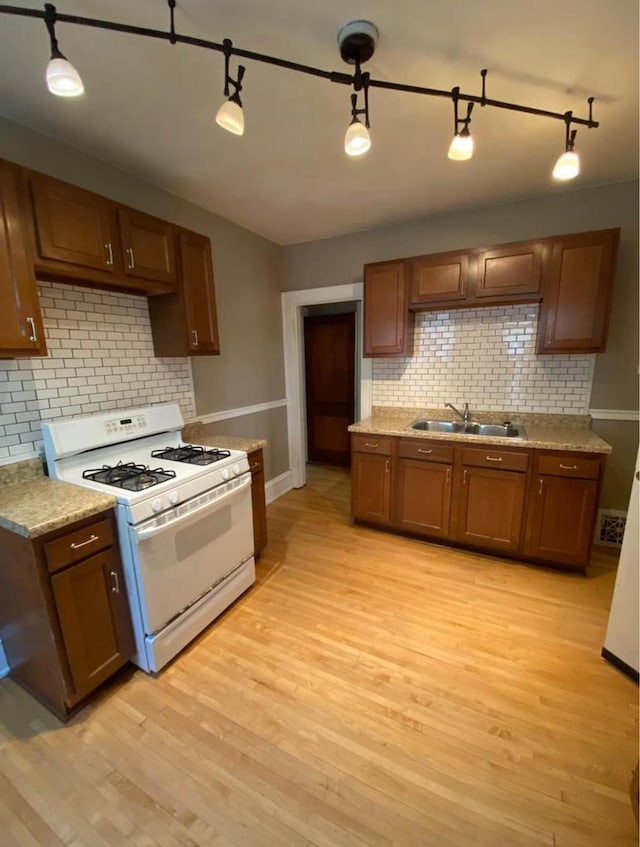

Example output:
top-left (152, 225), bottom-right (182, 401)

top-left (70, 534), bottom-right (99, 550)
top-left (486, 456), bottom-right (503, 462)
top-left (385, 459), bottom-right (390, 473)
top-left (417, 448), bottom-right (432, 454)
top-left (463, 469), bottom-right (468, 485)
top-left (559, 464), bottom-right (578, 470)
top-left (26, 316), bottom-right (37, 343)
top-left (105, 242), bottom-right (114, 266)
top-left (126, 247), bottom-right (135, 269)
top-left (539, 479), bottom-right (544, 495)
top-left (446, 467), bottom-right (451, 484)
top-left (191, 329), bottom-right (199, 347)
top-left (364, 442), bottom-right (379, 448)
top-left (110, 570), bottom-right (120, 594)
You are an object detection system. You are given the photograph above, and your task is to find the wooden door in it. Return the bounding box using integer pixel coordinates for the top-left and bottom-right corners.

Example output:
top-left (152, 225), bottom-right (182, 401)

top-left (395, 458), bottom-right (452, 538)
top-left (304, 312), bottom-right (355, 466)
top-left (351, 452), bottom-right (392, 525)
top-left (409, 251), bottom-right (470, 306)
top-left (456, 466), bottom-right (526, 553)
top-left (0, 162), bottom-right (46, 357)
top-left (179, 230), bottom-right (220, 354)
top-left (537, 228), bottom-right (619, 353)
top-left (249, 449), bottom-right (268, 556)
top-left (363, 260), bottom-right (411, 356)
top-left (525, 475), bottom-right (598, 567)
top-left (118, 208), bottom-right (177, 286)
top-left (51, 550), bottom-right (132, 700)
top-left (29, 172), bottom-right (119, 274)
top-left (474, 240), bottom-right (543, 301)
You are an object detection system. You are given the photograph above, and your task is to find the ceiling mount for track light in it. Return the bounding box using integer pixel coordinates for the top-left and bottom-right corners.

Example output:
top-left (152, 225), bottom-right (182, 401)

top-left (337, 20), bottom-right (379, 66)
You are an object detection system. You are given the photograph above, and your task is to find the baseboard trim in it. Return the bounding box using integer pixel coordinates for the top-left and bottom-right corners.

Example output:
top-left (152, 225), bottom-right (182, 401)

top-left (602, 647), bottom-right (640, 684)
top-left (265, 471), bottom-right (293, 504)
top-left (197, 399), bottom-right (287, 425)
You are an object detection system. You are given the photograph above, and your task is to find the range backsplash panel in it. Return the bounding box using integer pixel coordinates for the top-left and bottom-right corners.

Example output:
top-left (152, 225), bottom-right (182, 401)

top-left (372, 304), bottom-right (595, 414)
top-left (0, 281), bottom-right (195, 462)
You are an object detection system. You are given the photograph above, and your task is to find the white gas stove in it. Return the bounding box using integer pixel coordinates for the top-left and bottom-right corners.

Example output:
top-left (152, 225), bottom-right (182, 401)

top-left (42, 403), bottom-right (256, 673)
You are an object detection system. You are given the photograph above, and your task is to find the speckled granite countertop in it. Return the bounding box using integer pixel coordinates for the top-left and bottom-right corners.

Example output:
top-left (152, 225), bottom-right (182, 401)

top-left (349, 406), bottom-right (612, 454)
top-left (0, 459), bottom-right (116, 539)
top-left (182, 422), bottom-right (267, 454)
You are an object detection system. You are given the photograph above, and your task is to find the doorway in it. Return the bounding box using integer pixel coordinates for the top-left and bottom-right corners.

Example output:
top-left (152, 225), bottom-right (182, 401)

top-left (303, 305), bottom-right (356, 466)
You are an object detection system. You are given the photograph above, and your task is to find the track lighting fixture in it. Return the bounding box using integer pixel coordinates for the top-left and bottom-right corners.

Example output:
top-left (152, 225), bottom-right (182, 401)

top-left (448, 89), bottom-right (474, 161)
top-left (43, 2), bottom-right (84, 97)
top-left (2, 5), bottom-right (600, 180)
top-left (552, 112), bottom-right (580, 181)
top-left (215, 39), bottom-right (245, 136)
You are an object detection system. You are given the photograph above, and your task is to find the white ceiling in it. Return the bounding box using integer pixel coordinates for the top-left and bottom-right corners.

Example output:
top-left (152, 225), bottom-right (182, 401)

top-left (0, 1), bottom-right (637, 244)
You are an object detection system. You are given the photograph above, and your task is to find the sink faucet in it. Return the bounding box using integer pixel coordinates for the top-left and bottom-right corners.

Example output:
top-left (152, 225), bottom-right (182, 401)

top-left (445, 402), bottom-right (471, 424)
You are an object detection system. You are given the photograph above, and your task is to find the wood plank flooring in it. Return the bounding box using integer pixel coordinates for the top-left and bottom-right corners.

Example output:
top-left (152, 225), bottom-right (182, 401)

top-left (0, 464), bottom-right (637, 846)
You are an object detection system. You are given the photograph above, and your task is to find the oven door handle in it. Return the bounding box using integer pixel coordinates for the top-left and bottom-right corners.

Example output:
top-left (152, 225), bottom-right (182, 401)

top-left (135, 474), bottom-right (251, 542)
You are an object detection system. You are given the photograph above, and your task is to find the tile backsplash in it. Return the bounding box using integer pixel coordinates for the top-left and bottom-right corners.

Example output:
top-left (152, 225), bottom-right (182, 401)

top-left (0, 281), bottom-right (195, 463)
top-left (372, 304), bottom-right (595, 414)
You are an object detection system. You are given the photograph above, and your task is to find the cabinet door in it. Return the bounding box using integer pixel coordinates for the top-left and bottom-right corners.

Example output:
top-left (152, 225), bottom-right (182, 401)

top-left (395, 458), bottom-right (452, 538)
top-left (474, 240), bottom-right (543, 301)
top-left (352, 451), bottom-right (392, 525)
top-left (456, 466), bottom-right (526, 553)
top-left (363, 260), bottom-right (411, 357)
top-left (29, 172), bottom-right (118, 274)
top-left (51, 549), bottom-right (132, 700)
top-left (0, 162), bottom-right (46, 356)
top-left (525, 475), bottom-right (598, 567)
top-left (537, 229), bottom-right (619, 353)
top-left (179, 230), bottom-right (220, 354)
top-left (409, 251), bottom-right (470, 306)
top-left (249, 450), bottom-right (268, 556)
top-left (118, 208), bottom-right (177, 286)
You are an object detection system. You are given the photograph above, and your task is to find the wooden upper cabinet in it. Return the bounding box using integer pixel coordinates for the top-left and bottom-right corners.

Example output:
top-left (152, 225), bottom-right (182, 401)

top-left (537, 228), bottom-right (619, 354)
top-left (363, 259), bottom-right (411, 357)
top-left (0, 161), bottom-right (46, 358)
top-left (473, 240), bottom-right (544, 301)
top-left (409, 251), bottom-right (470, 306)
top-left (118, 208), bottom-right (177, 287)
top-left (29, 172), bottom-right (119, 275)
top-left (180, 230), bottom-right (219, 353)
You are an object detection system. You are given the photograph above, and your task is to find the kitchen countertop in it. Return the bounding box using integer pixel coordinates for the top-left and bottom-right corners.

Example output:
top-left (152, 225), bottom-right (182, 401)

top-left (0, 459), bottom-right (116, 539)
top-left (182, 422), bottom-right (267, 454)
top-left (349, 406), bottom-right (612, 454)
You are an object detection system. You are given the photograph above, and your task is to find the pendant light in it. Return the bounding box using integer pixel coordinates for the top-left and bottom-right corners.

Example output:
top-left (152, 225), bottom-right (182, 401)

top-left (344, 85), bottom-right (371, 157)
top-left (448, 91), bottom-right (474, 161)
top-left (215, 39), bottom-right (245, 136)
top-left (44, 3), bottom-right (84, 97)
top-left (552, 113), bottom-right (580, 180)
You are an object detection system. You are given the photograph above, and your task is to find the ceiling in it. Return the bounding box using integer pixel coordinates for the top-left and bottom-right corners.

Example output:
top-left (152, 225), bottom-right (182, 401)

top-left (0, 1), bottom-right (637, 245)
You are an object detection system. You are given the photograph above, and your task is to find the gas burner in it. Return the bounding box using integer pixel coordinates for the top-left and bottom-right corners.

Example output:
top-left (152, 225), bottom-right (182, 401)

top-left (82, 462), bottom-right (177, 490)
top-left (151, 445), bottom-right (232, 466)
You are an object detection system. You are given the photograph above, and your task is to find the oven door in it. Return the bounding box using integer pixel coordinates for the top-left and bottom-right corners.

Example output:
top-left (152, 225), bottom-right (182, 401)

top-left (129, 473), bottom-right (253, 635)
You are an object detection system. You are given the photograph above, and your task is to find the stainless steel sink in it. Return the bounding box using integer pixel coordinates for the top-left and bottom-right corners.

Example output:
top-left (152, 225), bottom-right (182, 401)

top-left (410, 419), bottom-right (526, 438)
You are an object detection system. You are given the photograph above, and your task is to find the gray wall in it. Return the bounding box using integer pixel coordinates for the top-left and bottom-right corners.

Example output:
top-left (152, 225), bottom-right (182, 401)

top-left (0, 117), bottom-right (289, 479)
top-left (283, 181), bottom-right (639, 509)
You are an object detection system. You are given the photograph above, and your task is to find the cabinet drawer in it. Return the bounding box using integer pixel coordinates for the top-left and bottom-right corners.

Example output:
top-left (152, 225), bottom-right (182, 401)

top-left (45, 517), bottom-right (113, 574)
top-left (398, 439), bottom-right (453, 463)
top-left (537, 454), bottom-right (601, 480)
top-left (461, 447), bottom-right (529, 472)
top-left (351, 434), bottom-right (392, 456)
top-left (248, 449), bottom-right (264, 476)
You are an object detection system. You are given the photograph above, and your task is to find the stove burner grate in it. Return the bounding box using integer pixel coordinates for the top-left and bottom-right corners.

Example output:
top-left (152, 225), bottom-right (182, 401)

top-left (151, 444), bottom-right (232, 466)
top-left (82, 462), bottom-right (177, 491)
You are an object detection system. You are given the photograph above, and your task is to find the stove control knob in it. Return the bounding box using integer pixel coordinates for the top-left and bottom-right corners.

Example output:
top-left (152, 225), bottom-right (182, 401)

top-left (232, 464), bottom-right (240, 476)
top-left (222, 469), bottom-right (231, 481)
top-left (169, 490), bottom-right (179, 505)
top-left (152, 498), bottom-right (163, 513)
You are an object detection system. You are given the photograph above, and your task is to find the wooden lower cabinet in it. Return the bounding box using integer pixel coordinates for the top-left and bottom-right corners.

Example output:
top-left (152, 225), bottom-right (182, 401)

top-left (455, 465), bottom-right (527, 553)
top-left (249, 448), bottom-right (268, 557)
top-left (394, 458), bottom-right (452, 538)
top-left (351, 436), bottom-right (605, 570)
top-left (0, 510), bottom-right (133, 719)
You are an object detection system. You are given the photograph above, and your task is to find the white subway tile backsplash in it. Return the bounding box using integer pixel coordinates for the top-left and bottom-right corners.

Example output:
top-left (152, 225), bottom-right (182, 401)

top-left (0, 281), bottom-right (195, 461)
top-left (372, 304), bottom-right (595, 414)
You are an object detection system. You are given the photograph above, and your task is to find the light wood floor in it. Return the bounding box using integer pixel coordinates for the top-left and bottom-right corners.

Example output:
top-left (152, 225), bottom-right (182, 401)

top-left (0, 464), bottom-right (637, 846)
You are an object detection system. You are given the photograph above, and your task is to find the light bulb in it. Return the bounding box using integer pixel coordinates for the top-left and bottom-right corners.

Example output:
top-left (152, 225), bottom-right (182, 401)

top-left (215, 98), bottom-right (244, 136)
top-left (344, 119), bottom-right (371, 157)
top-left (46, 57), bottom-right (84, 97)
top-left (552, 149), bottom-right (580, 180)
top-left (447, 130), bottom-right (473, 161)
